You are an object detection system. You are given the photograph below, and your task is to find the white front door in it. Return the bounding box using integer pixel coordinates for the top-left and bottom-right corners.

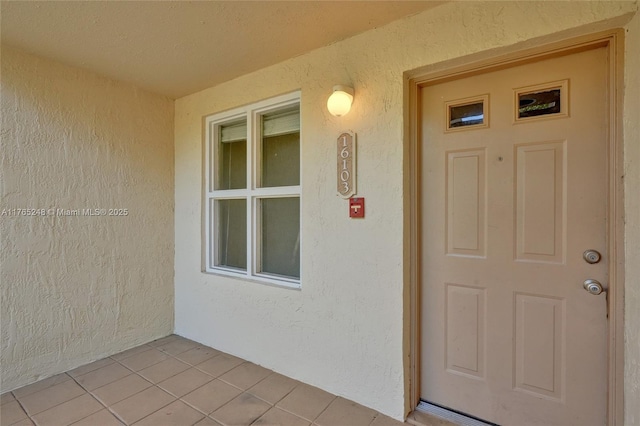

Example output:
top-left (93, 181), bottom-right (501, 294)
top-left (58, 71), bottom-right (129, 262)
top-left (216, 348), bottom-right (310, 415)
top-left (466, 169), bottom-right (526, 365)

top-left (420, 47), bottom-right (609, 425)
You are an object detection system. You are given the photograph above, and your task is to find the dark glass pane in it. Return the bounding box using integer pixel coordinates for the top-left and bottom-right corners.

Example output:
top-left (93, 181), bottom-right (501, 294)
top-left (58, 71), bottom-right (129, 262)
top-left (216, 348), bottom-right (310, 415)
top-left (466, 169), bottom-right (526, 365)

top-left (449, 102), bottom-right (484, 128)
top-left (219, 141), bottom-right (246, 189)
top-left (261, 132), bottom-right (300, 187)
top-left (260, 197), bottom-right (300, 279)
top-left (518, 89), bottom-right (561, 118)
top-left (260, 106), bottom-right (300, 187)
top-left (216, 199), bottom-right (246, 270)
top-left (218, 120), bottom-right (246, 190)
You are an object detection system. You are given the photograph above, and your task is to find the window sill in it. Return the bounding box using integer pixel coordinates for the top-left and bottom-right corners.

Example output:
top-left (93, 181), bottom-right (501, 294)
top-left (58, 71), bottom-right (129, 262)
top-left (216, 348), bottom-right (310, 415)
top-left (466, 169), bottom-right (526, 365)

top-left (202, 267), bottom-right (301, 290)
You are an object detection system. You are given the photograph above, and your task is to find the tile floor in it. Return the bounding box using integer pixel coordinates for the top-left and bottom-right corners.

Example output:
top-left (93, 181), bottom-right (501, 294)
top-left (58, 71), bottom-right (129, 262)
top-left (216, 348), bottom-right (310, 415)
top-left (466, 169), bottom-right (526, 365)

top-left (1, 335), bottom-right (407, 426)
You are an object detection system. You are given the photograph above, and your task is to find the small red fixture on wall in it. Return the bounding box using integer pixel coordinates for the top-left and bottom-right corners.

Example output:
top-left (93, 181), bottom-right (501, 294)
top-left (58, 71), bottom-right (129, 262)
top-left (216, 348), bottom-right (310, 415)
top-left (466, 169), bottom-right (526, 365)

top-left (349, 197), bottom-right (365, 218)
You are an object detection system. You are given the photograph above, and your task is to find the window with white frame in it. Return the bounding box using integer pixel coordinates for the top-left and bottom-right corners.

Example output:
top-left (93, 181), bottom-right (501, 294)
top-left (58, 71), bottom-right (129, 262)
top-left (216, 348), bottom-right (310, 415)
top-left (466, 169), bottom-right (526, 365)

top-left (204, 92), bottom-right (301, 288)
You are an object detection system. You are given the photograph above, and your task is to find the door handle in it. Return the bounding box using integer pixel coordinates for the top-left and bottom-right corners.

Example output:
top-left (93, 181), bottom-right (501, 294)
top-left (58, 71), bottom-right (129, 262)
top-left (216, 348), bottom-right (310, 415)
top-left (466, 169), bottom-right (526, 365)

top-left (583, 279), bottom-right (605, 295)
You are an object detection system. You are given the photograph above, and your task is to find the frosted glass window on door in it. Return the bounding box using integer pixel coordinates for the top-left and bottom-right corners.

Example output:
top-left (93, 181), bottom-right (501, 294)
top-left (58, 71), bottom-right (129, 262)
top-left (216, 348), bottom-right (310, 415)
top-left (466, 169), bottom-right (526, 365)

top-left (215, 199), bottom-right (247, 270)
top-left (260, 197), bottom-right (300, 279)
top-left (218, 120), bottom-right (247, 190)
top-left (260, 106), bottom-right (300, 187)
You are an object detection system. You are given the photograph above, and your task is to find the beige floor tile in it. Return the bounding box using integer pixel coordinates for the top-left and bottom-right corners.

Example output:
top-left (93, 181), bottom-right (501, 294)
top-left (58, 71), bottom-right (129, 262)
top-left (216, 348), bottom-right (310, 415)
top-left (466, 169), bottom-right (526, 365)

top-left (19, 379), bottom-right (86, 416)
top-left (157, 368), bottom-right (214, 398)
top-left (75, 362), bottom-right (132, 391)
top-left (210, 393), bottom-right (270, 426)
top-left (110, 386), bottom-right (175, 425)
top-left (254, 407), bottom-right (311, 426)
top-left (147, 335), bottom-right (181, 348)
top-left (370, 413), bottom-right (406, 426)
top-left (70, 409), bottom-right (124, 426)
top-left (118, 348), bottom-right (168, 372)
top-left (276, 384), bottom-right (335, 422)
top-left (90, 374), bottom-right (153, 406)
top-left (181, 379), bottom-right (242, 415)
top-left (218, 362), bottom-right (272, 390)
top-left (111, 345), bottom-right (154, 361)
top-left (12, 374), bottom-right (71, 399)
top-left (314, 397), bottom-right (377, 426)
top-left (1, 392), bottom-right (16, 405)
top-left (7, 341), bottom-right (396, 426)
top-left (194, 354), bottom-right (243, 378)
top-left (173, 346), bottom-right (220, 366)
top-left (138, 358), bottom-right (190, 384)
top-left (155, 339), bottom-right (198, 356)
top-left (194, 417), bottom-right (223, 426)
top-left (1, 400), bottom-right (29, 425)
top-left (31, 394), bottom-right (103, 426)
top-left (67, 358), bottom-right (114, 378)
top-left (133, 400), bottom-right (204, 426)
top-left (247, 373), bottom-right (299, 405)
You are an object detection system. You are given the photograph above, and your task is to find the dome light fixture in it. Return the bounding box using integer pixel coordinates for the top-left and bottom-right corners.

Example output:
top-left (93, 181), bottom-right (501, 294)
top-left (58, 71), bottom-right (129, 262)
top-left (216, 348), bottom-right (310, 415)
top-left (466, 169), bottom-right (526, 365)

top-left (327, 85), bottom-right (354, 117)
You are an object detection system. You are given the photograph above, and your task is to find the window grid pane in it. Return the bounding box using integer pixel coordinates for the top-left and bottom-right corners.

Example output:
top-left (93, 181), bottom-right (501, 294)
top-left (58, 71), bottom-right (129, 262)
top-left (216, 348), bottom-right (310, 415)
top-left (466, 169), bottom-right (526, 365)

top-left (259, 197), bottom-right (300, 279)
top-left (260, 106), bottom-right (300, 188)
top-left (217, 119), bottom-right (247, 190)
top-left (215, 199), bottom-right (247, 270)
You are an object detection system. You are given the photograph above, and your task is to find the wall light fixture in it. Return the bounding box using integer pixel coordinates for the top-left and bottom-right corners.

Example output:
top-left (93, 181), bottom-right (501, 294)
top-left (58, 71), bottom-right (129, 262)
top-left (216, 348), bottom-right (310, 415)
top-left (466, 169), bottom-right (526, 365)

top-left (327, 85), bottom-right (354, 117)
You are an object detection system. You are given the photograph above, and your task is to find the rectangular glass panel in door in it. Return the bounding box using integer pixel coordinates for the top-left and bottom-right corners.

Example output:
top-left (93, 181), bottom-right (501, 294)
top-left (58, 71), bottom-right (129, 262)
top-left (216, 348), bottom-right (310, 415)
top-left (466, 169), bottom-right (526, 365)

top-left (217, 119), bottom-right (247, 190)
top-left (215, 199), bottom-right (247, 270)
top-left (260, 197), bottom-right (300, 279)
top-left (260, 106), bottom-right (300, 187)
top-left (518, 88), bottom-right (561, 118)
top-left (449, 101), bottom-right (484, 128)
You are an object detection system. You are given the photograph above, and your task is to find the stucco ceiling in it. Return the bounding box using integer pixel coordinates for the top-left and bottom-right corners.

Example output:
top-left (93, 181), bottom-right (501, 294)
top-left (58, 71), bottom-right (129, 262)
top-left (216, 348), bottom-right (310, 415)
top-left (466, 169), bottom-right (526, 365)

top-left (1, 1), bottom-right (444, 99)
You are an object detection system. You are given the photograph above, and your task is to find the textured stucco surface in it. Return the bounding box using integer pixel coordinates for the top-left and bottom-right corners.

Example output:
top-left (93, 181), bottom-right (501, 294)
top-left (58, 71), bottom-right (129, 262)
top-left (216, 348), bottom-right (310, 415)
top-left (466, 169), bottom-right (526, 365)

top-left (175, 1), bottom-right (638, 420)
top-left (0, 47), bottom-right (175, 392)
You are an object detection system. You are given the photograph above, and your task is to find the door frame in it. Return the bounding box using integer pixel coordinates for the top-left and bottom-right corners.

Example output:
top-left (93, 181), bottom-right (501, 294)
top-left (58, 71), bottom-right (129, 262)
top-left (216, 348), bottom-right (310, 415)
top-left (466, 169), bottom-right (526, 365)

top-left (403, 29), bottom-right (625, 424)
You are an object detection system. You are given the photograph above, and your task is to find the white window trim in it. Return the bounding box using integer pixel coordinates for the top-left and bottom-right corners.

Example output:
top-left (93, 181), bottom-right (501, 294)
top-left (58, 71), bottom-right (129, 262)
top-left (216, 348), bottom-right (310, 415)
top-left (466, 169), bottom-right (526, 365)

top-left (204, 91), bottom-right (302, 289)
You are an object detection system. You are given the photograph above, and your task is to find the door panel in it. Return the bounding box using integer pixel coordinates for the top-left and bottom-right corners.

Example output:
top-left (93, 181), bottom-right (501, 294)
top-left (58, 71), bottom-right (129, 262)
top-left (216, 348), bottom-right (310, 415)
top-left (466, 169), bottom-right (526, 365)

top-left (420, 47), bottom-right (608, 426)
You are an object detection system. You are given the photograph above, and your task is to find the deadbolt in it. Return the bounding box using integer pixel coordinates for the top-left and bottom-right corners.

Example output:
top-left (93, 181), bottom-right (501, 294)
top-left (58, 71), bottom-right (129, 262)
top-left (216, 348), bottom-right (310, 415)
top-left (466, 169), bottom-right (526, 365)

top-left (583, 279), bottom-right (605, 295)
top-left (583, 249), bottom-right (602, 264)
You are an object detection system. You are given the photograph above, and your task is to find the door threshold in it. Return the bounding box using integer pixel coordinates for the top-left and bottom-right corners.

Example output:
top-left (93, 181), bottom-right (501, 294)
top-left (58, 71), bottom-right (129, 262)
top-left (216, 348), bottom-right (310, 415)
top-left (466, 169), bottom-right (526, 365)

top-left (407, 401), bottom-right (495, 426)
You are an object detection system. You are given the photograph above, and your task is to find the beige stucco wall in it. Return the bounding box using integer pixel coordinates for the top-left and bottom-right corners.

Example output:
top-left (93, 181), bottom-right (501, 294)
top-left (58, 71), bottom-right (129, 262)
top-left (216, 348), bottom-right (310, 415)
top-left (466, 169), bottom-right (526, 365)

top-left (173, 1), bottom-right (639, 421)
top-left (0, 47), bottom-right (175, 392)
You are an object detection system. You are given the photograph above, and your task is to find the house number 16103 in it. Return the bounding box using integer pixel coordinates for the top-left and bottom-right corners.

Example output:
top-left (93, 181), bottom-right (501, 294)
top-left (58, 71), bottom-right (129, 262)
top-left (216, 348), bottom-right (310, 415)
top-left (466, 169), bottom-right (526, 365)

top-left (337, 131), bottom-right (356, 198)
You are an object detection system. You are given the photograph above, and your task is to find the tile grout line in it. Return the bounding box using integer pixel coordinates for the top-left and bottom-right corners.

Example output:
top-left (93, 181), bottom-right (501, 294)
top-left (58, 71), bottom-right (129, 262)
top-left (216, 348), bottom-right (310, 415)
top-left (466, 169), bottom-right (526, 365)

top-left (66, 370), bottom-right (126, 425)
top-left (18, 373), bottom-right (80, 422)
top-left (204, 388), bottom-right (250, 424)
top-left (116, 341), bottom-right (240, 424)
top-left (103, 344), bottom-right (233, 420)
top-left (123, 396), bottom-right (186, 426)
top-left (311, 395), bottom-right (338, 425)
top-left (177, 370), bottom-right (287, 421)
top-left (368, 411), bottom-right (383, 426)
top-left (70, 359), bottom-right (164, 425)
top-left (10, 390), bottom-right (32, 425)
top-left (96, 338), bottom-right (214, 425)
top-left (245, 375), bottom-right (301, 408)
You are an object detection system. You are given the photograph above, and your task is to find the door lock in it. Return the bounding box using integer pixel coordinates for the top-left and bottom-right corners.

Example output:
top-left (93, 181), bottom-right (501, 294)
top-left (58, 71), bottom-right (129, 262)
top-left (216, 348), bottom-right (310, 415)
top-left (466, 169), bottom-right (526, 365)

top-left (583, 249), bottom-right (602, 264)
top-left (583, 279), bottom-right (605, 295)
